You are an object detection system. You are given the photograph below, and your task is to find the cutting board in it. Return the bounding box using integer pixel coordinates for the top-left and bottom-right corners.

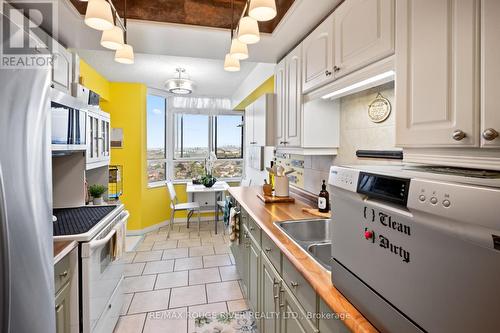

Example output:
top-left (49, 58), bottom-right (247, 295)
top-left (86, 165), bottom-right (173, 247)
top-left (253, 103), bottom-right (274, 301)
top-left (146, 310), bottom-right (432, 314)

top-left (302, 207), bottom-right (331, 218)
top-left (257, 193), bottom-right (295, 203)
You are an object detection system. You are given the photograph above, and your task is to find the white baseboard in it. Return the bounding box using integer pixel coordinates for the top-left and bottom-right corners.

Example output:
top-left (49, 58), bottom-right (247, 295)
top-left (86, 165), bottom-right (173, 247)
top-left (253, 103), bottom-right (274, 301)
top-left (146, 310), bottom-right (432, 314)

top-left (126, 216), bottom-right (223, 236)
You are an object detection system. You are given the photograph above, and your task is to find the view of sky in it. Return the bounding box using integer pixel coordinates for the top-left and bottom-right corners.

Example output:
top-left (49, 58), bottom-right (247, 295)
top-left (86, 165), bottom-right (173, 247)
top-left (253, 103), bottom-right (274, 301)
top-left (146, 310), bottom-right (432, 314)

top-left (147, 94), bottom-right (243, 150)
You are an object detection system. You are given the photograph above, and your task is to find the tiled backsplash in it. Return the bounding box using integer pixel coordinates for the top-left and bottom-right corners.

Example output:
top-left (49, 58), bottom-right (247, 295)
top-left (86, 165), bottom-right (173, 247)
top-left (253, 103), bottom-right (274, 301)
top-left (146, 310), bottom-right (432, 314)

top-left (276, 82), bottom-right (401, 194)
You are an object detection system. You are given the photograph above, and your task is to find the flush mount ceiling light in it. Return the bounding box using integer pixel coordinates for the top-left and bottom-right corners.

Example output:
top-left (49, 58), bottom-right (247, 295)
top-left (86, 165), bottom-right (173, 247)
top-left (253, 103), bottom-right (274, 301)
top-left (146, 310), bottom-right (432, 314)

top-left (101, 25), bottom-right (124, 50)
top-left (224, 54), bottom-right (240, 72)
top-left (249, 0), bottom-right (277, 21)
top-left (84, 0), bottom-right (114, 31)
top-left (238, 16), bottom-right (260, 44)
top-left (229, 38), bottom-right (248, 60)
top-left (114, 44), bottom-right (134, 64)
top-left (165, 68), bottom-right (194, 95)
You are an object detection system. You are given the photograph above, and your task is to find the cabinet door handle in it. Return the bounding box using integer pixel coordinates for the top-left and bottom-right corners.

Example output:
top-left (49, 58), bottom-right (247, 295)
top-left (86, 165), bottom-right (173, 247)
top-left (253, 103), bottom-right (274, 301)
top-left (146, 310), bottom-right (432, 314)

top-left (279, 288), bottom-right (285, 308)
top-left (264, 247), bottom-right (272, 252)
top-left (482, 128), bottom-right (499, 141)
top-left (290, 281), bottom-right (299, 288)
top-left (452, 129), bottom-right (466, 141)
top-left (249, 226), bottom-right (255, 231)
top-left (59, 270), bottom-right (68, 278)
top-left (325, 70), bottom-right (332, 76)
top-left (333, 66), bottom-right (341, 72)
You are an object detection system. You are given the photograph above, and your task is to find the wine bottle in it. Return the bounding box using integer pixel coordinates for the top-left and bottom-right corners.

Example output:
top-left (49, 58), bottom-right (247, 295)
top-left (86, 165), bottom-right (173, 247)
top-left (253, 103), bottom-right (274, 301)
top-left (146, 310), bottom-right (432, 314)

top-left (318, 180), bottom-right (330, 213)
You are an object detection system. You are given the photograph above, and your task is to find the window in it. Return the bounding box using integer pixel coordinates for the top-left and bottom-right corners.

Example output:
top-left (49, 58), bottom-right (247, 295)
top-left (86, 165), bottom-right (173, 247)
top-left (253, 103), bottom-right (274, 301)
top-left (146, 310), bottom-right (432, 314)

top-left (147, 94), bottom-right (167, 184)
top-left (212, 115), bottom-right (244, 179)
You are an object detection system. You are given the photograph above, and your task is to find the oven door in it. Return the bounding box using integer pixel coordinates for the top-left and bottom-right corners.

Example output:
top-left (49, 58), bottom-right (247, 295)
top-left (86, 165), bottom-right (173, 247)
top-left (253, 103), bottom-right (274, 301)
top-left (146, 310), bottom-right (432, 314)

top-left (81, 210), bottom-right (129, 333)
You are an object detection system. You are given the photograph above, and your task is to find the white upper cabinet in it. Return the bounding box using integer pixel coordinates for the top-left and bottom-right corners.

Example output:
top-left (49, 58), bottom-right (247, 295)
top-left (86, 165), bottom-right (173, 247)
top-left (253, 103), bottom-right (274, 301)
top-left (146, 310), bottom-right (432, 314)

top-left (333, 0), bottom-right (395, 78)
top-left (481, 0), bottom-right (500, 148)
top-left (396, 0), bottom-right (480, 148)
top-left (285, 45), bottom-right (302, 147)
top-left (52, 42), bottom-right (73, 95)
top-left (275, 58), bottom-right (287, 146)
top-left (302, 15), bottom-right (334, 93)
top-left (245, 94), bottom-right (275, 147)
top-left (86, 109), bottom-right (111, 170)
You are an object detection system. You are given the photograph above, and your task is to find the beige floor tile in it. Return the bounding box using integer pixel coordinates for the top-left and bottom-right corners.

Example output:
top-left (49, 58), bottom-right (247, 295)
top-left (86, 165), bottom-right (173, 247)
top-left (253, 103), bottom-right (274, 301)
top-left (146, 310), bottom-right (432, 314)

top-left (143, 308), bottom-right (187, 333)
top-left (227, 299), bottom-right (249, 312)
top-left (128, 289), bottom-right (171, 314)
top-left (152, 240), bottom-right (178, 250)
top-left (178, 239), bottom-right (202, 248)
top-left (213, 244), bottom-right (230, 254)
top-left (155, 271), bottom-right (189, 290)
top-left (174, 257), bottom-right (203, 271)
top-left (203, 254), bottom-right (232, 268)
top-left (113, 313), bottom-right (146, 333)
top-left (189, 245), bottom-right (215, 257)
top-left (188, 268), bottom-right (221, 285)
top-left (169, 285), bottom-right (207, 308)
top-left (218, 265), bottom-right (239, 281)
top-left (133, 250), bottom-right (164, 263)
top-left (135, 242), bottom-right (153, 252)
top-left (143, 260), bottom-right (175, 275)
top-left (124, 263), bottom-right (145, 277)
top-left (187, 302), bottom-right (227, 332)
top-left (162, 248), bottom-right (189, 260)
top-left (206, 281), bottom-right (243, 303)
top-left (121, 293), bottom-right (134, 315)
top-left (124, 275), bottom-right (156, 293)
top-left (190, 230), bottom-right (211, 239)
top-left (143, 234), bottom-right (167, 243)
top-left (201, 237), bottom-right (226, 245)
top-left (167, 232), bottom-right (190, 240)
top-left (120, 252), bottom-right (136, 264)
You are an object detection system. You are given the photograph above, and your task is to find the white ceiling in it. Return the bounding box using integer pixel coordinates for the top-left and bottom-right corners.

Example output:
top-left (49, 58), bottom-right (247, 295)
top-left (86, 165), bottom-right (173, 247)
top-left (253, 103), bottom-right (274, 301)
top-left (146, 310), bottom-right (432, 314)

top-left (56, 0), bottom-right (341, 98)
top-left (77, 49), bottom-right (258, 98)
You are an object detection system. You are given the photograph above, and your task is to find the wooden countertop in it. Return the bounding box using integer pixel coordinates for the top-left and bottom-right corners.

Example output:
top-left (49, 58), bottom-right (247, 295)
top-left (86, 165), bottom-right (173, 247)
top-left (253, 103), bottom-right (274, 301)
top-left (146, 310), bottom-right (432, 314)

top-left (53, 240), bottom-right (78, 264)
top-left (229, 186), bottom-right (378, 333)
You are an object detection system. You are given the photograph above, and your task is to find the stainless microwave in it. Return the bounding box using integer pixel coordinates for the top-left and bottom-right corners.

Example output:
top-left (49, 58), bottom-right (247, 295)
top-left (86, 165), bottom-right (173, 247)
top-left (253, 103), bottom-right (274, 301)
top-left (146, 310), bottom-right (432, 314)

top-left (51, 89), bottom-right (88, 152)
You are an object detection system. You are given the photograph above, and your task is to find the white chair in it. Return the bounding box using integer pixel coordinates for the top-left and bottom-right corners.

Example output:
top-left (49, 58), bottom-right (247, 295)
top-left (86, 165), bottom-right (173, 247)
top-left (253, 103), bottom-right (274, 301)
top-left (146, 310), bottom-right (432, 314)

top-left (167, 181), bottom-right (201, 237)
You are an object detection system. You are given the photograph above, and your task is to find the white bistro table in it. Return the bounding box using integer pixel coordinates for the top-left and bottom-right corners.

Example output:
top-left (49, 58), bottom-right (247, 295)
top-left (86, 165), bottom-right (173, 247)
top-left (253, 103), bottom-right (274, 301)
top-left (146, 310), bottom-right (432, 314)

top-left (185, 181), bottom-right (230, 234)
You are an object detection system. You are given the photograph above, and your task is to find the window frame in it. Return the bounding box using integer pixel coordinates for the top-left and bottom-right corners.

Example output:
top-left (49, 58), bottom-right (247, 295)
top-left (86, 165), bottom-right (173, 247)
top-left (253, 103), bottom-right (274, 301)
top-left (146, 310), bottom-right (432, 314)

top-left (146, 92), bottom-right (168, 187)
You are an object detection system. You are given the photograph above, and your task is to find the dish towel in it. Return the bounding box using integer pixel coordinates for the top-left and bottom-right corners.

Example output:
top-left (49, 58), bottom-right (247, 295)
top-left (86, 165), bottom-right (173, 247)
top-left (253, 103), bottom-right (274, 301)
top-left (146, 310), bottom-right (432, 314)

top-left (223, 197), bottom-right (233, 228)
top-left (111, 221), bottom-right (125, 261)
top-left (229, 207), bottom-right (240, 244)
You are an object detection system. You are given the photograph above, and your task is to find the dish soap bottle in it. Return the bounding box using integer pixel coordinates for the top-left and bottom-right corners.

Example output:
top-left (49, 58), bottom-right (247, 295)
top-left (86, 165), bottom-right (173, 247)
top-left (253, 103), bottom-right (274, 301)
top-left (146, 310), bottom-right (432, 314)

top-left (318, 180), bottom-right (329, 213)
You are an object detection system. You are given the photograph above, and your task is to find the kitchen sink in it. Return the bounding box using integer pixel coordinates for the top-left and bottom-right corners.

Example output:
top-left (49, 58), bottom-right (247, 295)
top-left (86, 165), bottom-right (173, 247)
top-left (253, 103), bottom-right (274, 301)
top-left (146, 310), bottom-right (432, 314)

top-left (274, 219), bottom-right (332, 271)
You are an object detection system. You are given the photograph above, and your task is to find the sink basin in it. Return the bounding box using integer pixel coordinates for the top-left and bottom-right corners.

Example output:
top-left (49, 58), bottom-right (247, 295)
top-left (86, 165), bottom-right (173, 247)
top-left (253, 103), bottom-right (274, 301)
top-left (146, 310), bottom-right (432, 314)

top-left (274, 219), bottom-right (332, 271)
top-left (275, 219), bottom-right (330, 243)
top-left (307, 243), bottom-right (332, 270)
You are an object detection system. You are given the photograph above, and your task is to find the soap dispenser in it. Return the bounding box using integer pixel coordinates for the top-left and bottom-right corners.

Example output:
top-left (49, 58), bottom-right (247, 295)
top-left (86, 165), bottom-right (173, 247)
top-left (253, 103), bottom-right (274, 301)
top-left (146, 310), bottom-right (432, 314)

top-left (318, 180), bottom-right (330, 213)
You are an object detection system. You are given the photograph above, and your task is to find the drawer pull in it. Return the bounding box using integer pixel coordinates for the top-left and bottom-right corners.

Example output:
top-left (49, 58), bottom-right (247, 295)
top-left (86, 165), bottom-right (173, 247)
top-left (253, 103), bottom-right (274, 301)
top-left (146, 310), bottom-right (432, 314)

top-left (290, 281), bottom-right (299, 288)
top-left (59, 270), bottom-right (68, 278)
top-left (264, 247), bottom-right (272, 252)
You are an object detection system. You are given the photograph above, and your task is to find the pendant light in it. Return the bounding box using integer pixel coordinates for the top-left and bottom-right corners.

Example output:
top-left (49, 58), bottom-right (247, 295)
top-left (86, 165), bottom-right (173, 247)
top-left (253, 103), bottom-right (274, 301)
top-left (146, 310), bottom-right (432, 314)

top-left (114, 0), bottom-right (134, 64)
top-left (84, 0), bottom-right (114, 31)
top-left (229, 38), bottom-right (248, 60)
top-left (115, 44), bottom-right (134, 64)
top-left (165, 68), bottom-right (194, 95)
top-left (101, 25), bottom-right (124, 50)
top-left (238, 16), bottom-right (260, 44)
top-left (224, 54), bottom-right (240, 72)
top-left (249, 0), bottom-right (277, 21)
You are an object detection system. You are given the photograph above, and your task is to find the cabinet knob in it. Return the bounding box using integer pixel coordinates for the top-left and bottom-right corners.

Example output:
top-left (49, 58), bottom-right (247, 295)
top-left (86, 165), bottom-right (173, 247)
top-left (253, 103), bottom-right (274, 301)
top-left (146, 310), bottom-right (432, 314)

top-left (264, 247), bottom-right (272, 252)
top-left (482, 128), bottom-right (499, 141)
top-left (333, 66), bottom-right (341, 72)
top-left (452, 129), bottom-right (466, 141)
top-left (290, 281), bottom-right (299, 288)
top-left (325, 70), bottom-right (332, 76)
top-left (59, 270), bottom-right (68, 278)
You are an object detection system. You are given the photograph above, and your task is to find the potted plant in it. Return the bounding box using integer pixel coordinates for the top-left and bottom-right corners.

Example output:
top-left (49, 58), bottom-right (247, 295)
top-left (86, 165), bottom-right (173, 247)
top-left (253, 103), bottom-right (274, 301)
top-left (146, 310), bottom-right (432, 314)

top-left (201, 152), bottom-right (218, 188)
top-left (89, 184), bottom-right (108, 205)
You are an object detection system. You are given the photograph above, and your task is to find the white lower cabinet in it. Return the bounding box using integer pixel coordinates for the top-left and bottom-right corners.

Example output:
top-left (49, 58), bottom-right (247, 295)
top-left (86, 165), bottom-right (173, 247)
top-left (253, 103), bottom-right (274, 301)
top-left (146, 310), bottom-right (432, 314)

top-left (55, 281), bottom-right (71, 333)
top-left (231, 205), bottom-right (350, 333)
top-left (395, 0), bottom-right (480, 147)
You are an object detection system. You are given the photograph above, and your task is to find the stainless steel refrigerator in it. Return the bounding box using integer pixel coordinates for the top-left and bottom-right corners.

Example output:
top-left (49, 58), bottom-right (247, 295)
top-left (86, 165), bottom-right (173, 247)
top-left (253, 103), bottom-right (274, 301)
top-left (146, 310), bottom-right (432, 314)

top-left (0, 22), bottom-right (55, 333)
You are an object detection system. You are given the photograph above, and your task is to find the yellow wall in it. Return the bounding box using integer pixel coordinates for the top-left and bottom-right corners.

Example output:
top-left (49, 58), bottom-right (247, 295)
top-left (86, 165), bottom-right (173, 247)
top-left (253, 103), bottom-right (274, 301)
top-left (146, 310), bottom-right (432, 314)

top-left (234, 75), bottom-right (275, 110)
top-left (79, 60), bottom-right (110, 100)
